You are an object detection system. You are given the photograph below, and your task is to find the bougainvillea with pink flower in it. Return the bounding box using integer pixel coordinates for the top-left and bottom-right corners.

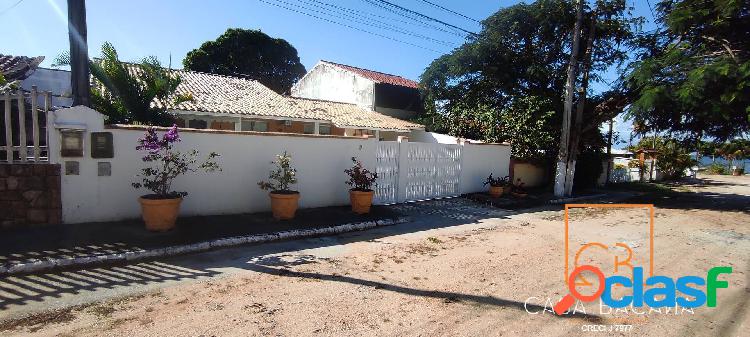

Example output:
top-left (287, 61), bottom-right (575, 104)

top-left (132, 125), bottom-right (220, 199)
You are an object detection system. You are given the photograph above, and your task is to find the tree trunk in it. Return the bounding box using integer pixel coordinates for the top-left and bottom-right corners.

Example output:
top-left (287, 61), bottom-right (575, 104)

top-left (68, 0), bottom-right (91, 107)
top-left (605, 118), bottom-right (614, 184)
top-left (563, 12), bottom-right (597, 196)
top-left (554, 0), bottom-right (585, 197)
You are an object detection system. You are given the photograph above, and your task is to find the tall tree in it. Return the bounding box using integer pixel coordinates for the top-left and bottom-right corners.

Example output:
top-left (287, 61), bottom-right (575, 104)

top-left (626, 0), bottom-right (750, 141)
top-left (420, 0), bottom-right (640, 194)
top-left (555, 0), bottom-right (585, 197)
top-left (183, 28), bottom-right (306, 94)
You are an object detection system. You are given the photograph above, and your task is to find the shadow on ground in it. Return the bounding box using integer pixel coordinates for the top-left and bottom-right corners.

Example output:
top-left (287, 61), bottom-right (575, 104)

top-left (0, 198), bottom-right (544, 316)
top-left (243, 255), bottom-right (605, 323)
top-left (0, 261), bottom-right (218, 311)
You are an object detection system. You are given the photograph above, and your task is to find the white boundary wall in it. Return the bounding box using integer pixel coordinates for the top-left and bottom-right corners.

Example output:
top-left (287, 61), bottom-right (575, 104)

top-left (49, 106), bottom-right (510, 223)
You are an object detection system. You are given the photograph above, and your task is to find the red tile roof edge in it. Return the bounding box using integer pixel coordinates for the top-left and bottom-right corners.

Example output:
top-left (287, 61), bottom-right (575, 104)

top-left (321, 60), bottom-right (420, 89)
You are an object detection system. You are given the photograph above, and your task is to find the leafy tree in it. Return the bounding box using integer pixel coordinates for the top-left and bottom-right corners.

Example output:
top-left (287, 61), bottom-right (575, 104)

top-left (626, 0), bottom-right (750, 141)
top-left (420, 0), bottom-right (640, 194)
top-left (715, 139), bottom-right (750, 171)
top-left (183, 28), bottom-right (306, 94)
top-left (55, 43), bottom-right (190, 126)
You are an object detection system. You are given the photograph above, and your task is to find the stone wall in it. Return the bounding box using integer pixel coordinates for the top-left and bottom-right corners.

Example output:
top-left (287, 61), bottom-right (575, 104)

top-left (0, 164), bottom-right (61, 228)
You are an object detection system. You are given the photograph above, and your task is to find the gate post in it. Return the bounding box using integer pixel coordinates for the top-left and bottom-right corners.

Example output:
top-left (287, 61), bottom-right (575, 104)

top-left (396, 136), bottom-right (409, 203)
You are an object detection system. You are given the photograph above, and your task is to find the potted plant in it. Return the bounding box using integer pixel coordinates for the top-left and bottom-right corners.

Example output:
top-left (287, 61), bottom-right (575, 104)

top-left (483, 173), bottom-right (510, 197)
top-left (258, 152), bottom-right (299, 220)
top-left (511, 178), bottom-right (528, 198)
top-left (132, 125), bottom-right (220, 231)
top-left (345, 157), bottom-right (378, 214)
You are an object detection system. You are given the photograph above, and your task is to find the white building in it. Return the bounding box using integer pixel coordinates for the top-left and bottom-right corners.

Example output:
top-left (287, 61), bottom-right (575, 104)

top-left (291, 60), bottom-right (423, 120)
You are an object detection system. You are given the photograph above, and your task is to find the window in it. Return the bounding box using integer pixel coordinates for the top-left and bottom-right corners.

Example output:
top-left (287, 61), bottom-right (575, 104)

top-left (353, 129), bottom-right (374, 137)
top-left (254, 121), bottom-right (268, 132)
top-left (188, 119), bottom-right (207, 129)
top-left (241, 120), bottom-right (268, 132)
top-left (319, 124), bottom-right (331, 135)
top-left (303, 122), bottom-right (315, 134)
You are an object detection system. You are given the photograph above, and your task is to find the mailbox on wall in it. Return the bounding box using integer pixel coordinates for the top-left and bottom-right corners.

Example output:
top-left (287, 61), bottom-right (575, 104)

top-left (91, 132), bottom-right (114, 158)
top-left (60, 130), bottom-right (85, 157)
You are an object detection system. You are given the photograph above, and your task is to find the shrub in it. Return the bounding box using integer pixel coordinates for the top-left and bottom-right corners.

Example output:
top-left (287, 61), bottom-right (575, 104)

top-left (258, 152), bottom-right (298, 193)
top-left (345, 157), bottom-right (378, 191)
top-left (132, 125), bottom-right (221, 198)
top-left (483, 173), bottom-right (510, 187)
top-left (705, 163), bottom-right (727, 175)
top-left (655, 142), bottom-right (697, 180)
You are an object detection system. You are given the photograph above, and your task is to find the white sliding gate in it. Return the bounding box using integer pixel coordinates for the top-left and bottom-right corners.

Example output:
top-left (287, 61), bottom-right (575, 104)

top-left (374, 140), bottom-right (462, 204)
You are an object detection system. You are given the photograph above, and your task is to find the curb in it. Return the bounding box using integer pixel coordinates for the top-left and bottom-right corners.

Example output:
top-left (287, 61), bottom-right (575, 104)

top-left (0, 216), bottom-right (411, 276)
top-left (548, 194), bottom-right (607, 204)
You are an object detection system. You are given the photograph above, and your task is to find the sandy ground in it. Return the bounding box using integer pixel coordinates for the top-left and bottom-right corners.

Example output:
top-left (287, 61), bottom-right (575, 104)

top-left (0, 174), bottom-right (748, 337)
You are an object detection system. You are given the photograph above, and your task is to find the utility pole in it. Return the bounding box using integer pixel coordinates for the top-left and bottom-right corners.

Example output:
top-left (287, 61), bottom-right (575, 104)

top-left (68, 0), bottom-right (90, 107)
top-left (554, 0), bottom-right (584, 197)
top-left (605, 118), bottom-right (613, 184)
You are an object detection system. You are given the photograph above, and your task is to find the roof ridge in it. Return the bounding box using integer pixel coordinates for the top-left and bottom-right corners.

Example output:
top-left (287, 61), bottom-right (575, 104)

top-left (320, 60), bottom-right (417, 83)
top-left (111, 59), bottom-right (263, 84)
top-left (287, 96), bottom-right (360, 106)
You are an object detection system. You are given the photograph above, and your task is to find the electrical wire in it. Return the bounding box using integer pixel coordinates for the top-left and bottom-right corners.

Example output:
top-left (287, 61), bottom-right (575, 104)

top-left (287, 0), bottom-right (458, 46)
top-left (417, 0), bottom-right (480, 23)
top-left (372, 0), bottom-right (478, 36)
top-left (0, 0), bottom-right (24, 16)
top-left (256, 0), bottom-right (448, 53)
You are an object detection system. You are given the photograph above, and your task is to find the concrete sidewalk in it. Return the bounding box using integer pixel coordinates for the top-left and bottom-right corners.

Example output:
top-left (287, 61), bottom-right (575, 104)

top-left (0, 205), bottom-right (408, 275)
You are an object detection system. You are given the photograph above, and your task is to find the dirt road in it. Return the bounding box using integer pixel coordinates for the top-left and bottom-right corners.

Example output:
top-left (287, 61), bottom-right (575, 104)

top-left (1, 175), bottom-right (748, 336)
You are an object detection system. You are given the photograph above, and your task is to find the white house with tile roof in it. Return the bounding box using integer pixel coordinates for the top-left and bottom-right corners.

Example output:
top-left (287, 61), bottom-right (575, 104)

top-left (11, 60), bottom-right (423, 140)
top-left (151, 68), bottom-right (422, 140)
top-left (291, 60), bottom-right (423, 120)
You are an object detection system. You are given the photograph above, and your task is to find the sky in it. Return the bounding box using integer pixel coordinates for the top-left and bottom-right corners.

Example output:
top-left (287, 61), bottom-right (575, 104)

top-left (2, 0), bottom-right (657, 148)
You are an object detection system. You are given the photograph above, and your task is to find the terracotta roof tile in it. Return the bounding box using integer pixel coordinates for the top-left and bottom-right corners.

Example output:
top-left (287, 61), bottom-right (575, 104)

top-left (117, 63), bottom-right (420, 131)
top-left (321, 60), bottom-right (420, 89)
top-left (0, 54), bottom-right (44, 81)
top-left (287, 97), bottom-right (422, 131)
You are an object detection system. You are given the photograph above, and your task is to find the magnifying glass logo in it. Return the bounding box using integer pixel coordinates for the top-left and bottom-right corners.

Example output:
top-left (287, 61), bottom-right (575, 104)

top-left (553, 265), bottom-right (606, 315)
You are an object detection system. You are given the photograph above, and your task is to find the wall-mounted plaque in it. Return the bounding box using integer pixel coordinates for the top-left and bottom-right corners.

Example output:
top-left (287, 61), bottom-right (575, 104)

top-left (65, 161), bottom-right (79, 175)
top-left (91, 132), bottom-right (114, 158)
top-left (97, 162), bottom-right (112, 176)
top-left (60, 130), bottom-right (84, 157)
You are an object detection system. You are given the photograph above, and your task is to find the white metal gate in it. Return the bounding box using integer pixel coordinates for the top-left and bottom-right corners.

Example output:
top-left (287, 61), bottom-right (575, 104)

top-left (374, 142), bottom-right (399, 204)
top-left (373, 141), bottom-right (462, 204)
top-left (403, 142), bottom-right (461, 201)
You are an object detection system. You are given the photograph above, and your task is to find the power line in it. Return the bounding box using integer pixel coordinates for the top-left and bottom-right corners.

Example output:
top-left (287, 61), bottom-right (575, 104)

top-left (0, 0), bottom-right (24, 16)
top-left (256, 0), bottom-right (447, 53)
top-left (417, 0), bottom-right (480, 23)
top-left (372, 0), bottom-right (478, 36)
top-left (288, 0), bottom-right (458, 46)
top-left (305, 0), bottom-right (465, 37)
top-left (361, 0), bottom-right (467, 37)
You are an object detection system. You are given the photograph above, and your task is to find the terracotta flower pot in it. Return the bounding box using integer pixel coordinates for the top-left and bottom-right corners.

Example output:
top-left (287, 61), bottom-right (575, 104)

top-left (489, 185), bottom-right (504, 197)
top-left (138, 196), bottom-right (182, 232)
top-left (503, 186), bottom-right (512, 194)
top-left (270, 191), bottom-right (300, 220)
top-left (350, 189), bottom-right (374, 214)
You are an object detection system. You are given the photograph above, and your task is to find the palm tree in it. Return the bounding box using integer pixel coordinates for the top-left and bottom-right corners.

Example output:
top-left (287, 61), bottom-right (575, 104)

top-left (55, 42), bottom-right (191, 126)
